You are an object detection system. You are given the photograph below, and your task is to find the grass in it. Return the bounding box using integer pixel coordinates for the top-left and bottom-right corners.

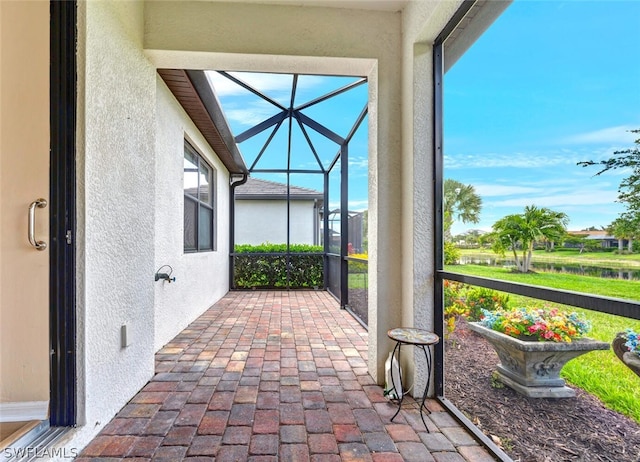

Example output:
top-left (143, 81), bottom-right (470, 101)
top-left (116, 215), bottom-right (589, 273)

top-left (445, 264), bottom-right (640, 301)
top-left (348, 272), bottom-right (368, 289)
top-left (445, 263), bottom-right (640, 423)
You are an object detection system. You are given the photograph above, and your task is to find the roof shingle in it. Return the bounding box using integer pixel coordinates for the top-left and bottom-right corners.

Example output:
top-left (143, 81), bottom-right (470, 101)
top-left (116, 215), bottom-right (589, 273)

top-left (235, 177), bottom-right (323, 200)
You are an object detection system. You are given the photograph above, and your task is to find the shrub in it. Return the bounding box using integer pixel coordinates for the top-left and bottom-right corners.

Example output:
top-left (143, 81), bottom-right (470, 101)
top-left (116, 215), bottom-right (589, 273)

top-left (465, 287), bottom-right (510, 321)
top-left (348, 253), bottom-right (368, 274)
top-left (443, 282), bottom-right (511, 333)
top-left (444, 280), bottom-right (469, 335)
top-left (444, 241), bottom-right (461, 265)
top-left (444, 280), bottom-right (466, 307)
top-left (234, 243), bottom-right (323, 289)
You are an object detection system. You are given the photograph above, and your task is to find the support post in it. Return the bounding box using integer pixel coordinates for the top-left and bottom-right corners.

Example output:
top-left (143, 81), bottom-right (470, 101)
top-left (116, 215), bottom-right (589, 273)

top-left (323, 173), bottom-right (330, 290)
top-left (340, 144), bottom-right (349, 308)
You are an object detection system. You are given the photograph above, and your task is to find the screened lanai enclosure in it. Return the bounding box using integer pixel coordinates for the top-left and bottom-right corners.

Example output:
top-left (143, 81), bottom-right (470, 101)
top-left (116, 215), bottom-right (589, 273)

top-left (208, 71), bottom-right (369, 319)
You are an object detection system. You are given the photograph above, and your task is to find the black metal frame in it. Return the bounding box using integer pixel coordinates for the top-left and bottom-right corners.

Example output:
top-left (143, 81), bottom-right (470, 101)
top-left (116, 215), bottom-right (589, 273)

top-left (221, 72), bottom-right (368, 303)
top-left (442, 272), bottom-right (640, 321)
top-left (433, 31), bottom-right (446, 399)
top-left (432, 1), bottom-right (640, 460)
top-left (184, 141), bottom-right (216, 253)
top-left (49, 0), bottom-right (77, 427)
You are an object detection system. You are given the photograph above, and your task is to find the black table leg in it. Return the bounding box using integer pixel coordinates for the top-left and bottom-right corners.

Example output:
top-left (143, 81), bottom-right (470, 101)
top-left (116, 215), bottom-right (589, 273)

top-left (389, 341), bottom-right (432, 431)
top-left (389, 341), bottom-right (403, 422)
top-left (418, 344), bottom-right (432, 430)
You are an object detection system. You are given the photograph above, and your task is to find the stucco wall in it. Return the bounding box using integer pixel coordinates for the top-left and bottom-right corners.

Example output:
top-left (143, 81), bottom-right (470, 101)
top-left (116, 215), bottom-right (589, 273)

top-left (397, 0), bottom-right (465, 399)
top-left (67, 1), bottom-right (236, 452)
top-left (235, 200), bottom-right (318, 245)
top-left (78, 0), bottom-right (157, 434)
top-left (154, 78), bottom-right (231, 352)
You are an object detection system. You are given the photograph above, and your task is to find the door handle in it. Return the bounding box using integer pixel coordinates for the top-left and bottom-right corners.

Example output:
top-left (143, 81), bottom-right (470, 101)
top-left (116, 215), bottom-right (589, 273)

top-left (28, 198), bottom-right (47, 251)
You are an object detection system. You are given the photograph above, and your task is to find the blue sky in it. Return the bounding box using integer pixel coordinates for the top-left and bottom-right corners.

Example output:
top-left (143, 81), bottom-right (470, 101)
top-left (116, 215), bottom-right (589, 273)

top-left (208, 0), bottom-right (640, 235)
top-left (445, 0), bottom-right (640, 235)
top-left (207, 72), bottom-right (369, 211)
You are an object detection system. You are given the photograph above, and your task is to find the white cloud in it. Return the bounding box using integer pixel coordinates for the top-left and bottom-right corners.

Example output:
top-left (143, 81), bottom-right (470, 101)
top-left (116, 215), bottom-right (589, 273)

top-left (206, 71), bottom-right (326, 98)
top-left (349, 157), bottom-right (368, 169)
top-left (328, 200), bottom-right (368, 211)
top-left (445, 152), bottom-right (583, 169)
top-left (446, 136), bottom-right (640, 170)
top-left (561, 125), bottom-right (638, 145)
top-left (489, 188), bottom-right (618, 208)
top-left (207, 71), bottom-right (292, 97)
top-left (347, 200), bottom-right (369, 211)
top-left (474, 184), bottom-right (543, 197)
top-left (223, 101), bottom-right (280, 127)
top-left (207, 71), bottom-right (341, 127)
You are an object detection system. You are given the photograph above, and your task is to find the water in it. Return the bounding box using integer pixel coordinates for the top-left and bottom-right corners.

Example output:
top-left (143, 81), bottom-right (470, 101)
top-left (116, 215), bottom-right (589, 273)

top-left (458, 255), bottom-right (640, 281)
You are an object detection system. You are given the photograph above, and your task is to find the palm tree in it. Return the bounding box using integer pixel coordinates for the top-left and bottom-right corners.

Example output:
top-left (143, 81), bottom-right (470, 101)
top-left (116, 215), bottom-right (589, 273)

top-left (490, 205), bottom-right (569, 273)
top-left (443, 179), bottom-right (482, 240)
top-left (609, 215), bottom-right (638, 253)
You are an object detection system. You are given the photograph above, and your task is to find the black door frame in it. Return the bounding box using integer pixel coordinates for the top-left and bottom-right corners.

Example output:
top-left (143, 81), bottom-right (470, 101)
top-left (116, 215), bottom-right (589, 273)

top-left (49, 0), bottom-right (77, 427)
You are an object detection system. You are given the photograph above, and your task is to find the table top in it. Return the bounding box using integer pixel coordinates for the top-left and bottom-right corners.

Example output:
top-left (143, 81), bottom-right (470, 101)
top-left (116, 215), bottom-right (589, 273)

top-left (387, 328), bottom-right (439, 346)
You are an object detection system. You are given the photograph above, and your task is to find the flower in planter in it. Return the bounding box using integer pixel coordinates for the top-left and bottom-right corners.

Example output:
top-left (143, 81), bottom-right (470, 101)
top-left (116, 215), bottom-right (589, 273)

top-left (624, 329), bottom-right (640, 357)
top-left (479, 307), bottom-right (591, 343)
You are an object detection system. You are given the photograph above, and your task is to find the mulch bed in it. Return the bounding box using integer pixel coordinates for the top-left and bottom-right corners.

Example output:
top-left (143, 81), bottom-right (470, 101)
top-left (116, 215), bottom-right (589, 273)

top-left (445, 319), bottom-right (640, 462)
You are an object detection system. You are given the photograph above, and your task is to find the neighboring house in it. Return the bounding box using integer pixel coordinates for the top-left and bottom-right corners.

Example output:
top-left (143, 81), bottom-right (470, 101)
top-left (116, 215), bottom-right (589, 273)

top-left (234, 177), bottom-right (323, 246)
top-left (0, 0), bottom-right (510, 456)
top-left (567, 230), bottom-right (625, 249)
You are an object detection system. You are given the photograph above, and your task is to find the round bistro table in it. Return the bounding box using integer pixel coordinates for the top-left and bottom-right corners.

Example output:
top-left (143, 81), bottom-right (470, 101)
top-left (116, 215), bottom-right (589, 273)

top-left (387, 327), bottom-right (440, 430)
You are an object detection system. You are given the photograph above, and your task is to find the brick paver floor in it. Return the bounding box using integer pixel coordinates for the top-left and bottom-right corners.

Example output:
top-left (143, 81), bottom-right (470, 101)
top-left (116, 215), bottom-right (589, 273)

top-left (78, 290), bottom-right (496, 461)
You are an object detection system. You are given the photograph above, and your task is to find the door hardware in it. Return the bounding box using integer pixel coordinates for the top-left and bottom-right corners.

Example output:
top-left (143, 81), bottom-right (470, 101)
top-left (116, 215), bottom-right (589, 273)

top-left (28, 198), bottom-right (47, 250)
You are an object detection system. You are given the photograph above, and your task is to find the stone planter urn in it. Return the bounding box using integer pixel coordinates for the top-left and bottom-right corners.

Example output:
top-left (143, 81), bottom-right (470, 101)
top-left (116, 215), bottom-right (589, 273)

top-left (468, 322), bottom-right (610, 398)
top-left (612, 332), bottom-right (640, 378)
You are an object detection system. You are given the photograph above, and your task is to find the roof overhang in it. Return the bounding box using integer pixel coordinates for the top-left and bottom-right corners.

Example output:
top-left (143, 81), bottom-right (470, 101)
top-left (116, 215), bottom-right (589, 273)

top-left (158, 68), bottom-right (248, 175)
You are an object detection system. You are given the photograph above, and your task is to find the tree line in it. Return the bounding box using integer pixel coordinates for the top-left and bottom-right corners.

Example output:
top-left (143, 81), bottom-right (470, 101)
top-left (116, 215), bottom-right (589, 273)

top-left (444, 129), bottom-right (640, 272)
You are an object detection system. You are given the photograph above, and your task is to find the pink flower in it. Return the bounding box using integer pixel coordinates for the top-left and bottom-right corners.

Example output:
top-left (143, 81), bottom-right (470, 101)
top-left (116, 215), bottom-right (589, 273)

top-left (528, 322), bottom-right (545, 333)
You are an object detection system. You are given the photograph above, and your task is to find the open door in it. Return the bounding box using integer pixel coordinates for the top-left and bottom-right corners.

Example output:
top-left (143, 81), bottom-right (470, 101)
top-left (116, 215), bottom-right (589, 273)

top-left (1, 0), bottom-right (52, 440)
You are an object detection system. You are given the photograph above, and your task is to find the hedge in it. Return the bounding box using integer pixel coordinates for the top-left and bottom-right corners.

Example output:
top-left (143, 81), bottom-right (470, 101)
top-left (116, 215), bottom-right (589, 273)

top-left (233, 243), bottom-right (324, 289)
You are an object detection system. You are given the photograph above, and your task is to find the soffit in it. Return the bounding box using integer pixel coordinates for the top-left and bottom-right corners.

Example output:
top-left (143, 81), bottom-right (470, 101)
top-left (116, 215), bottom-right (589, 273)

top-left (158, 69), bottom-right (248, 175)
top-left (204, 0), bottom-right (408, 12)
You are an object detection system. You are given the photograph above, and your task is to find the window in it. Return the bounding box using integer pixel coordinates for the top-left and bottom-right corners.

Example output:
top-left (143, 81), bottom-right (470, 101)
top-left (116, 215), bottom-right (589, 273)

top-left (184, 141), bottom-right (215, 252)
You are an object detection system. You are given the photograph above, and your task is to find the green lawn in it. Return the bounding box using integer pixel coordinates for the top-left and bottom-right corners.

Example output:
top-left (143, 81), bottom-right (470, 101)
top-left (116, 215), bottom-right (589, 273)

top-left (348, 272), bottom-right (368, 289)
top-left (445, 263), bottom-right (640, 423)
top-left (445, 264), bottom-right (640, 301)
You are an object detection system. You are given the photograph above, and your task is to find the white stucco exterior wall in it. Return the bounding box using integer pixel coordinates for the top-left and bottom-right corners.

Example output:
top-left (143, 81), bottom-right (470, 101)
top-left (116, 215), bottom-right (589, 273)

top-left (397, 0), bottom-right (465, 398)
top-left (154, 78), bottom-right (231, 352)
top-left (73, 0), bottom-right (157, 448)
top-left (235, 200), bottom-right (318, 245)
top-left (63, 0), bottom-right (230, 453)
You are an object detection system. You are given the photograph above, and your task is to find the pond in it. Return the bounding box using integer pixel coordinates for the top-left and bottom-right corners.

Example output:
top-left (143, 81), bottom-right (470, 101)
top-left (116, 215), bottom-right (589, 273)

top-left (459, 255), bottom-right (640, 281)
